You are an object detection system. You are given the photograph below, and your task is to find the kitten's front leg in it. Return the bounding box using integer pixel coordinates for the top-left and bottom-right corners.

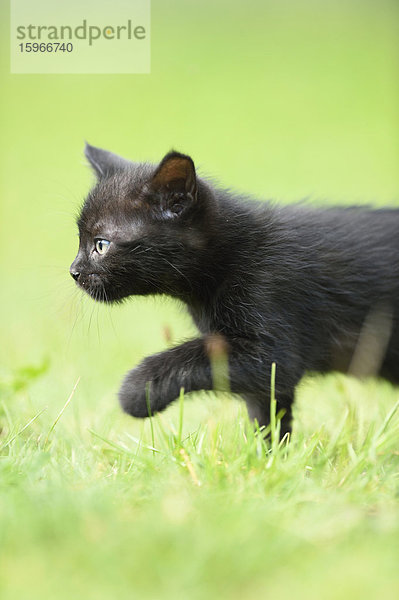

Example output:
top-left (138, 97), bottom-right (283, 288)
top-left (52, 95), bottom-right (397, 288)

top-left (119, 338), bottom-right (214, 418)
top-left (118, 335), bottom-right (300, 434)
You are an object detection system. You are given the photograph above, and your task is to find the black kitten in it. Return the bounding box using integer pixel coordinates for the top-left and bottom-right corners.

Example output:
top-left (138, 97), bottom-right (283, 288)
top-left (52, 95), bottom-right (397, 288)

top-left (71, 144), bottom-right (399, 436)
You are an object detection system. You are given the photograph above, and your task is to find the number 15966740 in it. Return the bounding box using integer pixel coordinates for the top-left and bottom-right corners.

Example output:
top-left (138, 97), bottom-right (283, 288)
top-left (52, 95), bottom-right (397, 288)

top-left (19, 42), bottom-right (73, 53)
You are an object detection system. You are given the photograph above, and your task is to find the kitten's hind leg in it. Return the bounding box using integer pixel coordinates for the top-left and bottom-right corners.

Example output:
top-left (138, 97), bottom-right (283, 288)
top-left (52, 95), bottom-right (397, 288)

top-left (244, 392), bottom-right (294, 440)
top-left (279, 402), bottom-right (293, 440)
top-left (244, 393), bottom-right (269, 429)
top-left (380, 329), bottom-right (399, 384)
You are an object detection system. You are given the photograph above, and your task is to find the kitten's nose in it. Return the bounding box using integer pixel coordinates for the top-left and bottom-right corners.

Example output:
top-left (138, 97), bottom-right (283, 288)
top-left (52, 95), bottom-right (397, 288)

top-left (70, 270), bottom-right (80, 281)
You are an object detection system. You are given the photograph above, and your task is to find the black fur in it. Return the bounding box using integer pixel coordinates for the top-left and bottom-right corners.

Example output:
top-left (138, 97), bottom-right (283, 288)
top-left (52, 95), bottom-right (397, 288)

top-left (71, 144), bottom-right (399, 436)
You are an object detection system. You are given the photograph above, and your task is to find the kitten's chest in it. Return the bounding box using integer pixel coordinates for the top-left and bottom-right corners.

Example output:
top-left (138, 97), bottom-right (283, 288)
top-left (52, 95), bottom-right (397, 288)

top-left (187, 302), bottom-right (214, 335)
top-left (186, 294), bottom-right (261, 337)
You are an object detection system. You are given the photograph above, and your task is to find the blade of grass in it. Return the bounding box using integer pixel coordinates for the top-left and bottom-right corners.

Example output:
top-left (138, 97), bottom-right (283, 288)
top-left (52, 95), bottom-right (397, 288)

top-left (374, 398), bottom-right (399, 441)
top-left (177, 387), bottom-right (185, 448)
top-left (145, 381), bottom-right (155, 456)
top-left (179, 447), bottom-right (201, 486)
top-left (43, 377), bottom-right (80, 448)
top-left (1, 406), bottom-right (47, 450)
top-left (88, 428), bottom-right (144, 462)
top-left (124, 432), bottom-right (161, 453)
top-left (270, 362), bottom-right (277, 451)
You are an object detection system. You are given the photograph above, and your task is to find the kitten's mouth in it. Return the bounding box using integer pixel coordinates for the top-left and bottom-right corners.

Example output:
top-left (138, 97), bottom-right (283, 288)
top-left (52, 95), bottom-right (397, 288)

top-left (76, 274), bottom-right (128, 304)
top-left (75, 273), bottom-right (111, 303)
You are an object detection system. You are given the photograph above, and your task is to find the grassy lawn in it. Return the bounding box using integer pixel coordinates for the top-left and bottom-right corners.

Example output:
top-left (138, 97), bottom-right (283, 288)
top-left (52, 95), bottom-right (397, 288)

top-left (1, 1), bottom-right (398, 598)
top-left (1, 374), bottom-right (399, 599)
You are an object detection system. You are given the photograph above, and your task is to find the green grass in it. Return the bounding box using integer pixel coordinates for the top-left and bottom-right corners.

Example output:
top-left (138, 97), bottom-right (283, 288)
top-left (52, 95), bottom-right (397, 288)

top-left (1, 369), bottom-right (399, 599)
top-left (1, 0), bottom-right (399, 597)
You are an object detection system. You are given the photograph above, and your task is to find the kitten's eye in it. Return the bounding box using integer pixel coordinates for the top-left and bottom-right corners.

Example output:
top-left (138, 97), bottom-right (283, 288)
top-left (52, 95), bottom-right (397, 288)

top-left (95, 239), bottom-right (110, 255)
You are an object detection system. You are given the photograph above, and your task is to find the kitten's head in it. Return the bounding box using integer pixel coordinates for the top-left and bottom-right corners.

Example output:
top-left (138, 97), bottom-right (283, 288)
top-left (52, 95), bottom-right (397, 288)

top-left (70, 144), bottom-right (215, 303)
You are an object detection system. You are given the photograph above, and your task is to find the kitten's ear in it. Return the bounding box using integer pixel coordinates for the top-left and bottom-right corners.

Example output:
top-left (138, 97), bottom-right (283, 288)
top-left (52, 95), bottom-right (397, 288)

top-left (151, 151), bottom-right (197, 200)
top-left (84, 143), bottom-right (132, 178)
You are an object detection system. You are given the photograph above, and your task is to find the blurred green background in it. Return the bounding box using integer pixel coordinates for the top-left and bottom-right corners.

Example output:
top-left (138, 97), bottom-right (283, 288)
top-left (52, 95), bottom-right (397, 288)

top-left (1, 0), bottom-right (398, 421)
top-left (1, 1), bottom-right (399, 598)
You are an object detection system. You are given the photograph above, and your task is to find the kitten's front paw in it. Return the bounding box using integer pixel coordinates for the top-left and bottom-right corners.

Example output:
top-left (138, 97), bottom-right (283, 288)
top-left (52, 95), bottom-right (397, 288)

top-left (118, 350), bottom-right (186, 418)
top-left (118, 364), bottom-right (154, 418)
